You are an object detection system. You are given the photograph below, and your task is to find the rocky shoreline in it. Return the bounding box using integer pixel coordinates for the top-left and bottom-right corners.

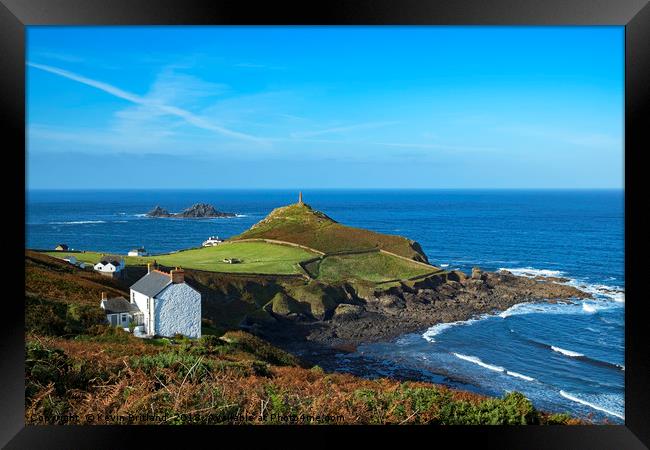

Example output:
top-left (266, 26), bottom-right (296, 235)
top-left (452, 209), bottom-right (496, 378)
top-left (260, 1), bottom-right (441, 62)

top-left (254, 268), bottom-right (592, 363)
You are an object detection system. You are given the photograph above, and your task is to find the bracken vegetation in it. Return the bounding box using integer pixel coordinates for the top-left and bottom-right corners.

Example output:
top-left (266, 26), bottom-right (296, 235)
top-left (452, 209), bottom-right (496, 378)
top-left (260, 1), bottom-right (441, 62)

top-left (24, 251), bottom-right (581, 425)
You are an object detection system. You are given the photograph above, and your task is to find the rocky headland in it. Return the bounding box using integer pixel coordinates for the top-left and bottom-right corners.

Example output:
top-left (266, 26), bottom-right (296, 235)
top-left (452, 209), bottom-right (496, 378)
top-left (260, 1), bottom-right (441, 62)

top-left (250, 267), bottom-right (591, 355)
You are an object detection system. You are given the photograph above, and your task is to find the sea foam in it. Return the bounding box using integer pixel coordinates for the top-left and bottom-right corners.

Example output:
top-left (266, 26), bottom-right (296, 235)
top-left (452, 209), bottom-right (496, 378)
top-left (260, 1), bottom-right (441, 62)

top-left (452, 353), bottom-right (505, 373)
top-left (422, 316), bottom-right (486, 342)
top-left (551, 346), bottom-right (584, 357)
top-left (498, 267), bottom-right (564, 278)
top-left (559, 390), bottom-right (624, 421)
top-left (582, 303), bottom-right (598, 313)
top-left (500, 266), bottom-right (625, 304)
top-left (452, 353), bottom-right (535, 382)
top-left (505, 371), bottom-right (535, 382)
top-left (49, 220), bottom-right (106, 225)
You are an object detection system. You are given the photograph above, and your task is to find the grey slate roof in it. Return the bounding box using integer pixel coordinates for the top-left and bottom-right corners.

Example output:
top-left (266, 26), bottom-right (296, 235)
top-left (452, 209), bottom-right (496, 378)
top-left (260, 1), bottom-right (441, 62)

top-left (99, 255), bottom-right (124, 266)
top-left (102, 297), bottom-right (140, 314)
top-left (130, 271), bottom-right (171, 297)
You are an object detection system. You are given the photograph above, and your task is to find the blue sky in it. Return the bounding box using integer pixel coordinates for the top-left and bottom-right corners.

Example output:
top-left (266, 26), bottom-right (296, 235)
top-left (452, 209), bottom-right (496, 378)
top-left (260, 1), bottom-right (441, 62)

top-left (27, 26), bottom-right (624, 189)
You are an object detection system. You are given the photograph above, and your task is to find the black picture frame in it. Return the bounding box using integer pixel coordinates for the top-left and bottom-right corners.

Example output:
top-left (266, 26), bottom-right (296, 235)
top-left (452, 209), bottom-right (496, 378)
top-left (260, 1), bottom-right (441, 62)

top-left (1, 0), bottom-right (648, 448)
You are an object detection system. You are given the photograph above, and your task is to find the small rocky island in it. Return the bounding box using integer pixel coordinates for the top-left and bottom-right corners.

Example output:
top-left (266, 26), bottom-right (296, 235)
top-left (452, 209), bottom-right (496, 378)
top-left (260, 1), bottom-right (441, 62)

top-left (146, 203), bottom-right (236, 218)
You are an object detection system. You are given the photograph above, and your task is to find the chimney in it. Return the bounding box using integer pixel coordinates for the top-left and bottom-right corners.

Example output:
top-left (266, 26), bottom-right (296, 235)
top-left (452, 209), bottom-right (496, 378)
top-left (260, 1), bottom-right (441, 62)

top-left (101, 292), bottom-right (107, 301)
top-left (170, 267), bottom-right (185, 284)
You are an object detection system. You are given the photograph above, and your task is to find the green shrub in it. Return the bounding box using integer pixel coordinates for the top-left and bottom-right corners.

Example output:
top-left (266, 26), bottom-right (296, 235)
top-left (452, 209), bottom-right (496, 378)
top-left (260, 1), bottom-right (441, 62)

top-left (25, 296), bottom-right (106, 338)
top-left (130, 351), bottom-right (214, 382)
top-left (437, 391), bottom-right (539, 425)
top-left (25, 341), bottom-right (109, 402)
top-left (221, 331), bottom-right (301, 367)
top-left (544, 412), bottom-right (573, 425)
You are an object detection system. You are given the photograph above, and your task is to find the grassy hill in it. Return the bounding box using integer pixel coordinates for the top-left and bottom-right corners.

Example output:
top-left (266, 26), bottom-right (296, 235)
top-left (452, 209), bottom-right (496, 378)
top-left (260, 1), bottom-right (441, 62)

top-left (315, 251), bottom-right (440, 284)
top-left (231, 202), bottom-right (430, 263)
top-left (24, 252), bottom-right (577, 425)
top-left (45, 240), bottom-right (317, 275)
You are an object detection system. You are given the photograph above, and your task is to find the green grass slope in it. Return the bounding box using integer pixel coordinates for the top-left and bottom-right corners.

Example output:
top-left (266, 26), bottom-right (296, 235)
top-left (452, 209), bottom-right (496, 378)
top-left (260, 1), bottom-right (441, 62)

top-left (231, 202), bottom-right (430, 263)
top-left (45, 241), bottom-right (317, 275)
top-left (316, 251), bottom-right (439, 284)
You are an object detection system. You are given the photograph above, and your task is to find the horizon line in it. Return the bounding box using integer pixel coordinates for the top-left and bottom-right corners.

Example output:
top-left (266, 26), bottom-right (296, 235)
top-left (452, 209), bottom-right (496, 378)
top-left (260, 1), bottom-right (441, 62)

top-left (26, 187), bottom-right (625, 191)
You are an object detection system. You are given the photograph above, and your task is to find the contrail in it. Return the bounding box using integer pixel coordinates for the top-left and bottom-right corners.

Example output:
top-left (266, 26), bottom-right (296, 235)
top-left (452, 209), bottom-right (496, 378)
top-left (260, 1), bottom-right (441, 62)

top-left (27, 62), bottom-right (263, 143)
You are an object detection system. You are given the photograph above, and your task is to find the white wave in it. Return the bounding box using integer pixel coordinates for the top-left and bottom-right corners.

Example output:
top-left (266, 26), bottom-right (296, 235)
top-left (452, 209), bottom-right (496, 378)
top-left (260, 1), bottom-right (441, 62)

top-left (452, 353), bottom-right (505, 373)
top-left (498, 267), bottom-right (564, 278)
top-left (422, 316), bottom-right (486, 342)
top-left (49, 220), bottom-right (106, 225)
top-left (582, 303), bottom-right (597, 313)
top-left (440, 264), bottom-right (449, 268)
top-left (500, 266), bottom-right (625, 304)
top-left (235, 214), bottom-right (248, 217)
top-left (499, 302), bottom-right (566, 318)
top-left (499, 299), bottom-right (619, 319)
top-left (551, 346), bottom-right (584, 357)
top-left (506, 370), bottom-right (535, 382)
top-left (134, 214), bottom-right (147, 217)
top-left (452, 353), bottom-right (535, 382)
top-left (567, 281), bottom-right (625, 303)
top-left (559, 390), bottom-right (624, 420)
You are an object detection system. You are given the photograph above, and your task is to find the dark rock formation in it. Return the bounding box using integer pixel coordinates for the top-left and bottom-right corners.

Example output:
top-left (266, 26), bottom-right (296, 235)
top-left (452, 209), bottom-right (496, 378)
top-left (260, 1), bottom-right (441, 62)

top-left (146, 203), bottom-right (235, 218)
top-left (146, 205), bottom-right (172, 217)
top-left (256, 268), bottom-right (592, 350)
top-left (177, 203), bottom-right (236, 218)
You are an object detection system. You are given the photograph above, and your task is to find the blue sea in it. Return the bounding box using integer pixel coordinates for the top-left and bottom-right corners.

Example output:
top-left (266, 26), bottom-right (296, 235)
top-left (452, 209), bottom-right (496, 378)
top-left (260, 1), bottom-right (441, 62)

top-left (25, 189), bottom-right (625, 423)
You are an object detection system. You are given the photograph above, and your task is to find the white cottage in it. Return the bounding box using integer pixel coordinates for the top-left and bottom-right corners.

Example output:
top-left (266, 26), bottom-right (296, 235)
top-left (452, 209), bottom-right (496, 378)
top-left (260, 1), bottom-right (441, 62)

top-left (129, 265), bottom-right (201, 338)
top-left (100, 292), bottom-right (142, 329)
top-left (94, 255), bottom-right (125, 278)
top-left (202, 236), bottom-right (223, 247)
top-left (128, 247), bottom-right (148, 256)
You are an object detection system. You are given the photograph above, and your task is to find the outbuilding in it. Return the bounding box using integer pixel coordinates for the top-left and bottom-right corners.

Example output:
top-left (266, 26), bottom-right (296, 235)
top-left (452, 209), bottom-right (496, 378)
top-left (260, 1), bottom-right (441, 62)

top-left (94, 255), bottom-right (125, 278)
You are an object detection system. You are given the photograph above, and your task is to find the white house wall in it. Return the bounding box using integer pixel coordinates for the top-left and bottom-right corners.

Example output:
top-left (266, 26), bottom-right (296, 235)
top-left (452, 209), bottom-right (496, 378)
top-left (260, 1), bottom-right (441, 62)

top-left (154, 283), bottom-right (201, 339)
top-left (131, 290), bottom-right (153, 335)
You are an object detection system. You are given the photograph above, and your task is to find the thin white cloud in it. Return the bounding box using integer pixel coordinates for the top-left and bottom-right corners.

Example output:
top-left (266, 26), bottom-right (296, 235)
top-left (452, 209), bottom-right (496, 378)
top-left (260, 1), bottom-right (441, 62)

top-left (27, 62), bottom-right (263, 144)
top-left (269, 136), bottom-right (498, 153)
top-left (290, 121), bottom-right (401, 139)
top-left (495, 124), bottom-right (620, 149)
top-left (371, 142), bottom-right (499, 152)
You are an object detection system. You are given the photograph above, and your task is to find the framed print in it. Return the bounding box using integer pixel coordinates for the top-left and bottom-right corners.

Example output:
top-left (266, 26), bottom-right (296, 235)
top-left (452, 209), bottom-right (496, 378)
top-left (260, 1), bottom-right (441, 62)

top-left (1, 0), bottom-right (648, 448)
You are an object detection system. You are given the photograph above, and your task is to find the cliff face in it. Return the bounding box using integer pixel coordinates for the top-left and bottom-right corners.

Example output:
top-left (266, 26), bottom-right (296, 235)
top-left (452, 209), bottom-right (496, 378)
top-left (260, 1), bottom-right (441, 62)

top-left (233, 202), bottom-right (430, 263)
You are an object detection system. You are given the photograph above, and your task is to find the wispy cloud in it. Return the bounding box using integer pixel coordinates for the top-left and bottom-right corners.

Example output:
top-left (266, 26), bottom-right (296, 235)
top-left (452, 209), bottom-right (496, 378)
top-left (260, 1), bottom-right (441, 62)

top-left (371, 142), bottom-right (499, 152)
top-left (494, 124), bottom-right (620, 149)
top-left (290, 121), bottom-right (401, 139)
top-left (234, 62), bottom-right (286, 70)
top-left (27, 62), bottom-right (264, 144)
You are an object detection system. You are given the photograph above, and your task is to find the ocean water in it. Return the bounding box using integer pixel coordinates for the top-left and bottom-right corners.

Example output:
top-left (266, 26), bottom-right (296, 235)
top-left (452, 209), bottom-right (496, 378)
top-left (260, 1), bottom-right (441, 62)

top-left (25, 189), bottom-right (624, 423)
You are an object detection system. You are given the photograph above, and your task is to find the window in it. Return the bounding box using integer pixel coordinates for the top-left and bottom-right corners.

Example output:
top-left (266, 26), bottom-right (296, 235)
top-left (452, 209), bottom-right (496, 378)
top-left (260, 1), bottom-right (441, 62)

top-left (121, 314), bottom-right (128, 323)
